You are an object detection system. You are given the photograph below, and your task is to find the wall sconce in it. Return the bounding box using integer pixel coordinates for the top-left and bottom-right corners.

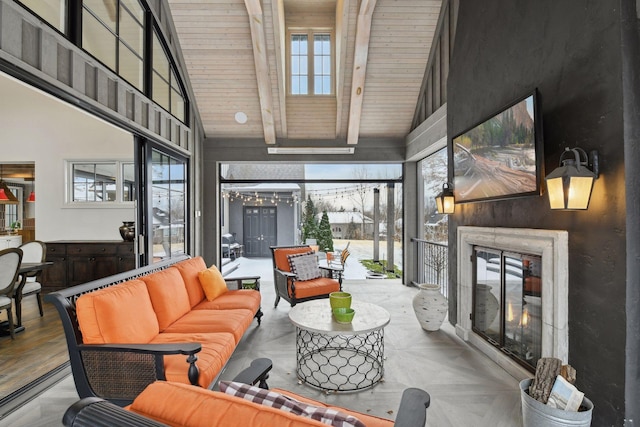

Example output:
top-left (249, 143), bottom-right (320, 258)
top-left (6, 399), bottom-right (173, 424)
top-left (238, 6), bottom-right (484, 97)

top-left (545, 147), bottom-right (599, 210)
top-left (435, 182), bottom-right (455, 214)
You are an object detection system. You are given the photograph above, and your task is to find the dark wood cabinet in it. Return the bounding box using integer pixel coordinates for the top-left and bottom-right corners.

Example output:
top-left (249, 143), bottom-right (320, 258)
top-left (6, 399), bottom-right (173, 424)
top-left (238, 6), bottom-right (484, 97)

top-left (42, 241), bottom-right (136, 292)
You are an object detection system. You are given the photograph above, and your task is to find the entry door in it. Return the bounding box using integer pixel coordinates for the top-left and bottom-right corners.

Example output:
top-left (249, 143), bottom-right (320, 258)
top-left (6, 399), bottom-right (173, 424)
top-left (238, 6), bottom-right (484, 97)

top-left (244, 207), bottom-right (277, 257)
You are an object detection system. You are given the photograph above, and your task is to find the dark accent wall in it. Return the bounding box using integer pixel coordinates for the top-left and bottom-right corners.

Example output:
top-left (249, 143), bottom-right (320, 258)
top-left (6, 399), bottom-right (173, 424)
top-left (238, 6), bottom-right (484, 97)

top-left (447, 1), bottom-right (632, 424)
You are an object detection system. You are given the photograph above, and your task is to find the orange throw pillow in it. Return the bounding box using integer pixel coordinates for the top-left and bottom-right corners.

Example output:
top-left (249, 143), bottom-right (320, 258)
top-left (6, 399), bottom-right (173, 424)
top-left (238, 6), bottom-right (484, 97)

top-left (198, 266), bottom-right (228, 301)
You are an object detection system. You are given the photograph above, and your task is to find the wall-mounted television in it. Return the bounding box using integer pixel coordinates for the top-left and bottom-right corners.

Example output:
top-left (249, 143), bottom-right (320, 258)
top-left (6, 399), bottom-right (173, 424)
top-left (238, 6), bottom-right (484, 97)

top-left (452, 90), bottom-right (543, 203)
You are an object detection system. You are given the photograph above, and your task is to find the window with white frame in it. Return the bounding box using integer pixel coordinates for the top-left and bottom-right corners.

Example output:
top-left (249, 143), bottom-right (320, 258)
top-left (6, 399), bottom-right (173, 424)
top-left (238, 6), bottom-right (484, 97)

top-left (68, 161), bottom-right (135, 204)
top-left (290, 30), bottom-right (333, 95)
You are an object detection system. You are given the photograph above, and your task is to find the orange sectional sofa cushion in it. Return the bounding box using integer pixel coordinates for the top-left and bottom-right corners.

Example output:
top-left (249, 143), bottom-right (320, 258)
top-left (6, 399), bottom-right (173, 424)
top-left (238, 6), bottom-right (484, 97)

top-left (193, 289), bottom-right (261, 312)
top-left (291, 277), bottom-right (340, 299)
top-left (76, 279), bottom-right (159, 344)
top-left (274, 247), bottom-right (313, 272)
top-left (142, 268), bottom-right (191, 331)
top-left (162, 308), bottom-right (254, 343)
top-left (128, 381), bottom-right (394, 427)
top-left (198, 265), bottom-right (229, 301)
top-left (151, 332), bottom-right (236, 388)
top-left (173, 256), bottom-right (207, 308)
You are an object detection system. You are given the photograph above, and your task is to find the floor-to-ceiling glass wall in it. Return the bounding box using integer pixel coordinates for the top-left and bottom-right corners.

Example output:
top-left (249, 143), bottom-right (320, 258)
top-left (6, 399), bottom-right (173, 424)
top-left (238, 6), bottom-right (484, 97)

top-left (417, 147), bottom-right (449, 294)
top-left (220, 163), bottom-right (403, 279)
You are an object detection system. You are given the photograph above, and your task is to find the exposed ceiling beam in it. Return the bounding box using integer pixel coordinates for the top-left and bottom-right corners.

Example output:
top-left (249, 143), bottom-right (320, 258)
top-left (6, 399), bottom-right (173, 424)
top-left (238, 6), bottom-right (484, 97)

top-left (272, 0), bottom-right (288, 137)
top-left (335, 0), bottom-right (351, 138)
top-left (244, 0), bottom-right (276, 144)
top-left (346, 0), bottom-right (377, 145)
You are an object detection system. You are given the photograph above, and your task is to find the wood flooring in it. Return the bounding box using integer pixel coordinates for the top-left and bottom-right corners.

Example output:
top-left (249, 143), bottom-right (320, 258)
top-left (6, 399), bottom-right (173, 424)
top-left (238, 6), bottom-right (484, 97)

top-left (0, 297), bottom-right (68, 403)
top-left (0, 258), bottom-right (525, 426)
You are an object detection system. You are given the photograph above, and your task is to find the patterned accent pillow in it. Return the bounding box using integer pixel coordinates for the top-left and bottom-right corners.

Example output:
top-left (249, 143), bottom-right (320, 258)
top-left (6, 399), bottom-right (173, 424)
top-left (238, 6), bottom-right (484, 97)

top-left (219, 381), bottom-right (366, 427)
top-left (287, 252), bottom-right (322, 281)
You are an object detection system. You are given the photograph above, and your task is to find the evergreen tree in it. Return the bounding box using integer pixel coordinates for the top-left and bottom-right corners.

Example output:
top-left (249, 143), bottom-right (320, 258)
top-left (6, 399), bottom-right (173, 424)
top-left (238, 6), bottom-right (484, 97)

top-left (316, 211), bottom-right (334, 252)
top-left (301, 196), bottom-right (318, 243)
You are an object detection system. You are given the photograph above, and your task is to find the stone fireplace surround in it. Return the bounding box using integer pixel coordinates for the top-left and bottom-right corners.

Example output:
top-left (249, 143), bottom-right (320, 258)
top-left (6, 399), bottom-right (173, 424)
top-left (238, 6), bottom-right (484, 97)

top-left (456, 226), bottom-right (568, 379)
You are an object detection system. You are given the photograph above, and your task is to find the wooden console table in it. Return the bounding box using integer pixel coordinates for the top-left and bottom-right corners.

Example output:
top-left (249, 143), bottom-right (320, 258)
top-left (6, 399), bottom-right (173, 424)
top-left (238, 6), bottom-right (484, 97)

top-left (42, 241), bottom-right (135, 292)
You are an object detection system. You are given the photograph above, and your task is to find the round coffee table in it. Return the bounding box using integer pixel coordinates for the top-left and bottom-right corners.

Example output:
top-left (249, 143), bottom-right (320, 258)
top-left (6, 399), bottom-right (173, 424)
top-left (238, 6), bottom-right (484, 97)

top-left (288, 299), bottom-right (390, 392)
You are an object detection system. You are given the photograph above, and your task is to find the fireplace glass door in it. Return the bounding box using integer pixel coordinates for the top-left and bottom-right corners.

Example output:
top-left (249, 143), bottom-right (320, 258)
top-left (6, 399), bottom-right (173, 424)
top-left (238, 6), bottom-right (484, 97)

top-left (472, 247), bottom-right (542, 371)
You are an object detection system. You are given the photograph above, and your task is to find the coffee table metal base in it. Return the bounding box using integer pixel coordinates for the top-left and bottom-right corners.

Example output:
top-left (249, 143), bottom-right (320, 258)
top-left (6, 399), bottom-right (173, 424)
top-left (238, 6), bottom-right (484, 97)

top-left (295, 327), bottom-right (384, 392)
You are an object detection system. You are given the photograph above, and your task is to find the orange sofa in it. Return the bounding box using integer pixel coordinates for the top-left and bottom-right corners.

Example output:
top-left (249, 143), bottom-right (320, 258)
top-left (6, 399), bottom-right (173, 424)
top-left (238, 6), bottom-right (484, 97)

top-left (270, 245), bottom-right (342, 307)
top-left (46, 255), bottom-right (262, 406)
top-left (64, 367), bottom-right (431, 427)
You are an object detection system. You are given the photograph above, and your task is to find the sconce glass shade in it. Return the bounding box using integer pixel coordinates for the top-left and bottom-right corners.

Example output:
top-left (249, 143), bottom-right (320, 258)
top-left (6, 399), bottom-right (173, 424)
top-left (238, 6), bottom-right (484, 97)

top-left (545, 148), bottom-right (598, 210)
top-left (27, 190), bottom-right (35, 203)
top-left (435, 183), bottom-right (455, 214)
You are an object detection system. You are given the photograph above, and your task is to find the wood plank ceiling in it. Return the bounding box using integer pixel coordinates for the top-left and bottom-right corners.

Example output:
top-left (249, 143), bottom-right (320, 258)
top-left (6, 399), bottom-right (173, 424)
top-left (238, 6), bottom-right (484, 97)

top-left (167, 0), bottom-right (442, 148)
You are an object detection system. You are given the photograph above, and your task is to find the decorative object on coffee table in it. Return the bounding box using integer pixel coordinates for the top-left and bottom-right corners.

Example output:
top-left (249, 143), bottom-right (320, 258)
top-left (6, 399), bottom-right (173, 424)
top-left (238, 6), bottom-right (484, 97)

top-left (332, 307), bottom-right (355, 323)
top-left (329, 291), bottom-right (352, 310)
top-left (412, 283), bottom-right (447, 331)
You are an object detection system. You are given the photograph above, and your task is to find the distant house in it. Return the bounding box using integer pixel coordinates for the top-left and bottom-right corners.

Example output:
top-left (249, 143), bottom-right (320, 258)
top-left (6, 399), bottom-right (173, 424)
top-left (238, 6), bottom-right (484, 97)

top-left (222, 164), bottom-right (304, 257)
top-left (319, 211), bottom-right (373, 239)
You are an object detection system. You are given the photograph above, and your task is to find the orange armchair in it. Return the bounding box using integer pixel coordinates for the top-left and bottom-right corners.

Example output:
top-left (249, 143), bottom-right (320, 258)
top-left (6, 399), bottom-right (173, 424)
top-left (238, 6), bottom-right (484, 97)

top-left (270, 245), bottom-right (342, 307)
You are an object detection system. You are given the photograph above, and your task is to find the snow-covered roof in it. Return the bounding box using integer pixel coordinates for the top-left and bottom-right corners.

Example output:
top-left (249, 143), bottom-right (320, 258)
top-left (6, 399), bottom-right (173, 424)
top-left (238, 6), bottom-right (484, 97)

top-left (317, 211), bottom-right (373, 224)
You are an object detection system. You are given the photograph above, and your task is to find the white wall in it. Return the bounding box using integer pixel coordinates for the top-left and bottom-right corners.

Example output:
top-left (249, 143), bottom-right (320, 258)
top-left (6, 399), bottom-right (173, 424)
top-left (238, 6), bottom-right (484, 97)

top-left (0, 72), bottom-right (135, 241)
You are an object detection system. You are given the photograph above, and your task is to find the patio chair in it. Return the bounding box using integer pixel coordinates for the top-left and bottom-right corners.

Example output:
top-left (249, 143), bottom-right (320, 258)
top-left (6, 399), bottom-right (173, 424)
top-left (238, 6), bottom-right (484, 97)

top-left (14, 240), bottom-right (46, 320)
top-left (270, 245), bottom-right (342, 307)
top-left (0, 248), bottom-right (23, 340)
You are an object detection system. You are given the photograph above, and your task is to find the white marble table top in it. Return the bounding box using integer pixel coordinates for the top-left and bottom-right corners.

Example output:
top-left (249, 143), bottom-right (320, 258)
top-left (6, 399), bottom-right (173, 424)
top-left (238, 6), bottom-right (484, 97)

top-left (288, 299), bottom-right (390, 335)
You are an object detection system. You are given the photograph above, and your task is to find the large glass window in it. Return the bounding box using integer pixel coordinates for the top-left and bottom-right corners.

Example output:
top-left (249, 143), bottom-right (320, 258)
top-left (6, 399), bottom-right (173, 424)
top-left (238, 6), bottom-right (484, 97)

top-left (151, 149), bottom-right (187, 260)
top-left (18, 0), bottom-right (67, 33)
top-left (420, 147), bottom-right (448, 243)
top-left (290, 31), bottom-right (332, 95)
top-left (152, 30), bottom-right (186, 122)
top-left (82, 0), bottom-right (144, 90)
top-left (68, 161), bottom-right (134, 203)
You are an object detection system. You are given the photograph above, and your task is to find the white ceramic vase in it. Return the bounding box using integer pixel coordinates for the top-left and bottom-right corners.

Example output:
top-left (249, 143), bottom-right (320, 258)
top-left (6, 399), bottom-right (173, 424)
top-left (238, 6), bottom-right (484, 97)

top-left (413, 283), bottom-right (448, 331)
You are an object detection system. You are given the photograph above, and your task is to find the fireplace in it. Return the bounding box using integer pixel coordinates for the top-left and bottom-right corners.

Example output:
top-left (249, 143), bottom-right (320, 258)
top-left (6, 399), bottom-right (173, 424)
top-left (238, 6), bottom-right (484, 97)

top-left (472, 247), bottom-right (542, 371)
top-left (456, 227), bottom-right (568, 379)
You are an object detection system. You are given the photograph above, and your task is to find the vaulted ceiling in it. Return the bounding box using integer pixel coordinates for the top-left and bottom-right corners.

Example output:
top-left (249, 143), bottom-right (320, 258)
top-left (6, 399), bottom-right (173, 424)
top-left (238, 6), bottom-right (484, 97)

top-left (167, 0), bottom-right (442, 147)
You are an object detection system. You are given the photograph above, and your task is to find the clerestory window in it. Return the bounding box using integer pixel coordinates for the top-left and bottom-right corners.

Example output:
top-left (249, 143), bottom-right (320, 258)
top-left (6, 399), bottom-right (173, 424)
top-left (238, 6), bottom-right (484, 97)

top-left (289, 30), bottom-right (333, 95)
top-left (82, 0), bottom-right (145, 91)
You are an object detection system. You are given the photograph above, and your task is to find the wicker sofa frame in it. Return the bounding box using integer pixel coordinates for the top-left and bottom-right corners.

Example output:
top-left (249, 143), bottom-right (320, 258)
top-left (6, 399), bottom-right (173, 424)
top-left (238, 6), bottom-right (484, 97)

top-left (45, 255), bottom-right (262, 406)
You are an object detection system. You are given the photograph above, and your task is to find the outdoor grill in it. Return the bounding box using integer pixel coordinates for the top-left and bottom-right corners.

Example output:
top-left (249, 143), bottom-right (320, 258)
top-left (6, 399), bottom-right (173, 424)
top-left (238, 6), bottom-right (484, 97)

top-left (222, 233), bottom-right (241, 259)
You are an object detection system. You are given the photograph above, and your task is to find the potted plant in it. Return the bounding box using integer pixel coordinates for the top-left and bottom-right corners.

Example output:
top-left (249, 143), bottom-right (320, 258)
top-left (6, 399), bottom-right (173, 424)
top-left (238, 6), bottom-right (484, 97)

top-left (10, 221), bottom-right (20, 234)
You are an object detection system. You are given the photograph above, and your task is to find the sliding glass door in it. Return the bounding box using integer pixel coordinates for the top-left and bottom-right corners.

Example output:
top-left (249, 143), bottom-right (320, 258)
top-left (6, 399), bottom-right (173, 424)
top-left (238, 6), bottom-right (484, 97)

top-left (139, 142), bottom-right (189, 264)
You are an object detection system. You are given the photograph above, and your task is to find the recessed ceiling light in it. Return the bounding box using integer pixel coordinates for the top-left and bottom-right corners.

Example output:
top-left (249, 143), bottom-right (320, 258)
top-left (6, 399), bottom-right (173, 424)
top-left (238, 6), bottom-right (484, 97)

top-left (235, 112), bottom-right (248, 124)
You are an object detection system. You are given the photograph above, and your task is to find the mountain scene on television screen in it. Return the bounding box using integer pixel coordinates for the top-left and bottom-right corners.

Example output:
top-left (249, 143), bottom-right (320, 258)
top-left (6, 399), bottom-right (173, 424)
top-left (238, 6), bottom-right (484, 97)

top-left (453, 97), bottom-right (537, 201)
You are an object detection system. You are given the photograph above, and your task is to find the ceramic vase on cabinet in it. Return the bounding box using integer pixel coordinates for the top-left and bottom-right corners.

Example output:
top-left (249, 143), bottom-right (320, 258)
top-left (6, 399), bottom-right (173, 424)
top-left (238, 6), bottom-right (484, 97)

top-left (413, 283), bottom-right (448, 331)
top-left (119, 221), bottom-right (135, 242)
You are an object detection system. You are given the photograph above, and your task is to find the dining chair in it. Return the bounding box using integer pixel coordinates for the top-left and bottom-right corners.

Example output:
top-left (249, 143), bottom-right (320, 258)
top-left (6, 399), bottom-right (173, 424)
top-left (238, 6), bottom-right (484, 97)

top-left (14, 240), bottom-right (46, 320)
top-left (0, 247), bottom-right (23, 339)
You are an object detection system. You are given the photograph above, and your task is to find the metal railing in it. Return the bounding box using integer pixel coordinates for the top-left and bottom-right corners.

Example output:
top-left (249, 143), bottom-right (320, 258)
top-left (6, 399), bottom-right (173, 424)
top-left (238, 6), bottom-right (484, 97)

top-left (412, 238), bottom-right (449, 299)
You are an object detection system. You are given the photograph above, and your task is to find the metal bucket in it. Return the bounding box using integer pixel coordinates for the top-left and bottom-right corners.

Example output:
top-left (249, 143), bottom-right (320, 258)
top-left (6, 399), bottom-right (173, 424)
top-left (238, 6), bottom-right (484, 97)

top-left (520, 379), bottom-right (593, 427)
